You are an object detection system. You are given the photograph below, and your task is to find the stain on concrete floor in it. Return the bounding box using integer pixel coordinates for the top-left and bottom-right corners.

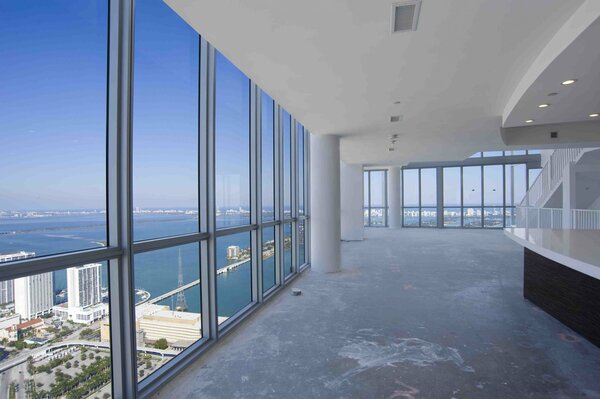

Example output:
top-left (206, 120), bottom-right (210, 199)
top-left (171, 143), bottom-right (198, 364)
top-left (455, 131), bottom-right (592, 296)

top-left (154, 229), bottom-right (600, 399)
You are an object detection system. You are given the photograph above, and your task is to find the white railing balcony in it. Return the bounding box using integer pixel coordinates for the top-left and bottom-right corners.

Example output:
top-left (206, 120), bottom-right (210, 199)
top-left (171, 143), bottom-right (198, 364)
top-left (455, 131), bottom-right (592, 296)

top-left (515, 206), bottom-right (600, 230)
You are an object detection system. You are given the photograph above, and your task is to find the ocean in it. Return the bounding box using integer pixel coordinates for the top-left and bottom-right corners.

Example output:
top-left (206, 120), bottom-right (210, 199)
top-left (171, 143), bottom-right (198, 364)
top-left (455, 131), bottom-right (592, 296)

top-left (0, 213), bottom-right (292, 318)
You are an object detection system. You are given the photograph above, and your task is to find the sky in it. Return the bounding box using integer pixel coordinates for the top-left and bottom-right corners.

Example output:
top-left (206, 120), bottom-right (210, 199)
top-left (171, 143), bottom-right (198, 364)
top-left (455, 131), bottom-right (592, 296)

top-left (0, 0), bottom-right (265, 211)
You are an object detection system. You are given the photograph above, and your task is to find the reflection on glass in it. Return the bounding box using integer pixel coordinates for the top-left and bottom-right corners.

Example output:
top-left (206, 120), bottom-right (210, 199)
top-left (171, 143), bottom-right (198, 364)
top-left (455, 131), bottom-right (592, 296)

top-left (0, 262), bottom-right (112, 397)
top-left (298, 123), bottom-right (305, 216)
top-left (370, 171), bottom-right (386, 207)
top-left (134, 244), bottom-right (201, 379)
top-left (216, 232), bottom-right (252, 324)
top-left (298, 220), bottom-right (306, 266)
top-left (403, 207), bottom-right (419, 226)
top-left (505, 207), bottom-right (516, 227)
top-left (363, 208), bottom-right (369, 226)
top-left (262, 227), bottom-right (276, 293)
top-left (421, 208), bottom-right (437, 227)
top-left (463, 166), bottom-right (481, 206)
top-left (283, 111), bottom-right (292, 219)
top-left (483, 151), bottom-right (503, 157)
top-left (215, 51), bottom-right (250, 228)
top-left (0, 2), bottom-right (108, 257)
top-left (420, 168), bottom-right (437, 207)
top-left (403, 169), bottom-right (419, 207)
top-left (444, 207), bottom-right (461, 227)
top-left (283, 223), bottom-right (293, 278)
top-left (262, 92), bottom-right (275, 221)
top-left (463, 207), bottom-right (482, 228)
top-left (133, 0), bottom-right (199, 241)
top-left (364, 172), bottom-right (369, 208)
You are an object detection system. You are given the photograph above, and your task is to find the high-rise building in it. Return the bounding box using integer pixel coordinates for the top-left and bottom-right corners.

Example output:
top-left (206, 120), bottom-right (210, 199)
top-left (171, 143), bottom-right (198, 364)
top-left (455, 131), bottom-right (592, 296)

top-left (67, 263), bottom-right (102, 308)
top-left (14, 272), bottom-right (53, 320)
top-left (226, 245), bottom-right (240, 259)
top-left (0, 251), bottom-right (35, 306)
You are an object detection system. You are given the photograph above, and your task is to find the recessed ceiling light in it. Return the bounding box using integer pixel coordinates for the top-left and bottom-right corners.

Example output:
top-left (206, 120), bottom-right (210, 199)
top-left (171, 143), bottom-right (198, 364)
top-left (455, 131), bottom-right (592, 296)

top-left (390, 115), bottom-right (402, 122)
top-left (538, 103), bottom-right (550, 108)
top-left (561, 79), bottom-right (577, 86)
top-left (589, 113), bottom-right (599, 118)
top-left (525, 119), bottom-right (534, 123)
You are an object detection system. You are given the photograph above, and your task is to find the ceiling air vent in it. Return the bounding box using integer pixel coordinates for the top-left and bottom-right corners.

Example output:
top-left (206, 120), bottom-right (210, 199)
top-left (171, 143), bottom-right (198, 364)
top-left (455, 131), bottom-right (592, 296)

top-left (391, 1), bottom-right (422, 33)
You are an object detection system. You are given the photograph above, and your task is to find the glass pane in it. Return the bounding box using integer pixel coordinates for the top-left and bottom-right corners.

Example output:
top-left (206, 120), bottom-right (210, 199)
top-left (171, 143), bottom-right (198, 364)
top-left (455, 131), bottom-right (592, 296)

top-left (444, 208), bottom-right (461, 227)
top-left (261, 92), bottom-right (275, 222)
top-left (133, 0), bottom-right (199, 241)
top-left (370, 208), bottom-right (386, 227)
top-left (528, 168), bottom-right (541, 189)
top-left (283, 111), bottom-right (292, 219)
top-left (469, 152), bottom-right (482, 158)
top-left (0, 262), bottom-right (112, 396)
top-left (298, 220), bottom-right (306, 266)
top-left (484, 165), bottom-right (503, 206)
top-left (505, 164), bottom-right (527, 206)
top-left (215, 51), bottom-right (250, 228)
top-left (363, 172), bottom-right (369, 208)
top-left (463, 166), bottom-right (481, 206)
top-left (298, 123), bottom-right (305, 216)
top-left (216, 232), bottom-right (252, 324)
top-left (0, 2), bottom-right (108, 258)
top-left (283, 223), bottom-right (293, 278)
top-left (363, 208), bottom-right (369, 226)
top-left (506, 150), bottom-right (526, 156)
top-left (420, 168), bottom-right (437, 207)
top-left (403, 208), bottom-right (419, 226)
top-left (370, 171), bottom-right (386, 207)
top-left (262, 227), bottom-right (276, 293)
top-left (505, 207), bottom-right (516, 227)
top-left (402, 170), bottom-right (419, 207)
top-left (484, 207), bottom-right (504, 228)
top-left (463, 207), bottom-right (482, 228)
top-left (528, 149), bottom-right (542, 155)
top-left (134, 244), bottom-right (201, 379)
top-left (443, 167), bottom-right (461, 207)
top-left (483, 151), bottom-right (503, 157)
top-left (421, 207), bottom-right (437, 227)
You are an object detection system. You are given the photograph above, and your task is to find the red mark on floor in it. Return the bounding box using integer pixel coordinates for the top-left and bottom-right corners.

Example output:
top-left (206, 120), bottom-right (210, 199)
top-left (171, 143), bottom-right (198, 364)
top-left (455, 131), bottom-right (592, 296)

top-left (558, 332), bottom-right (581, 343)
top-left (389, 381), bottom-right (419, 399)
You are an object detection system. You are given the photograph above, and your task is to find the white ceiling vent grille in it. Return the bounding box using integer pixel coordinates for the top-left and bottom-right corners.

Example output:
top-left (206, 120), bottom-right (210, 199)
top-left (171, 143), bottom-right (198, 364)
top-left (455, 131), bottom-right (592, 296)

top-left (391, 1), bottom-right (422, 33)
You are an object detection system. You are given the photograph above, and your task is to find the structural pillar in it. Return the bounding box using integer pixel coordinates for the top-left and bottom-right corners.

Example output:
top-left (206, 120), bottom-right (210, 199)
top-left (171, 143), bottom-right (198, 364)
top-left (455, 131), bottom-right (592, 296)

top-left (310, 135), bottom-right (341, 273)
top-left (341, 161), bottom-right (364, 240)
top-left (388, 167), bottom-right (402, 229)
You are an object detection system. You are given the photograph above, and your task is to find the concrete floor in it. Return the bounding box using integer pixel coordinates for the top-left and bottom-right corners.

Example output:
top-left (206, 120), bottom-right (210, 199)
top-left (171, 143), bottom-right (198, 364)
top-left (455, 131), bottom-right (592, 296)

top-left (153, 229), bottom-right (600, 399)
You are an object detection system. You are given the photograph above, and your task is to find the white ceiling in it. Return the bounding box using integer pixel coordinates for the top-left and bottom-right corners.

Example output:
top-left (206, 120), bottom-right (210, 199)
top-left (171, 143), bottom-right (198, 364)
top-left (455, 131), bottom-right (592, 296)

top-left (166, 0), bottom-right (594, 166)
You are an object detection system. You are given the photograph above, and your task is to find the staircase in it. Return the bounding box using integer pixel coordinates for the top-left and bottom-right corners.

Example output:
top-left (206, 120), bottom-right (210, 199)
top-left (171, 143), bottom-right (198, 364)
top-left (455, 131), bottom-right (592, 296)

top-left (520, 148), bottom-right (592, 207)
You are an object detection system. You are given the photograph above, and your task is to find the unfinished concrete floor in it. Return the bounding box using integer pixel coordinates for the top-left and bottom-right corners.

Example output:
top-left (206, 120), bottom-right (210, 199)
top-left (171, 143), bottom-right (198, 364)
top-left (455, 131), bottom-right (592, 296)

top-left (154, 229), bottom-right (600, 399)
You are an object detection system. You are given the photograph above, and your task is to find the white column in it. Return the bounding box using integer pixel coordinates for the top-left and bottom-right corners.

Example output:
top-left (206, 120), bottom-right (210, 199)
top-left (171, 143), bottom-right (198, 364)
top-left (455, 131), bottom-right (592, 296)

top-left (310, 135), bottom-right (341, 273)
top-left (562, 162), bottom-right (576, 228)
top-left (388, 167), bottom-right (402, 229)
top-left (341, 161), bottom-right (364, 241)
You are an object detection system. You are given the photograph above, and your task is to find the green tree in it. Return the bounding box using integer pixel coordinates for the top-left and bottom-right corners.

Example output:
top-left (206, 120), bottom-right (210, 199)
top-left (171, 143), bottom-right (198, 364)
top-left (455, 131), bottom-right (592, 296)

top-left (153, 338), bottom-right (168, 350)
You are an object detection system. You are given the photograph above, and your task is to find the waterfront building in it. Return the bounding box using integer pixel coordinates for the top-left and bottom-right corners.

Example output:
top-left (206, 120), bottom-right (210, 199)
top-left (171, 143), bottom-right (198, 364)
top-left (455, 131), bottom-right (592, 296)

top-left (14, 272), bottom-right (53, 320)
top-left (136, 304), bottom-right (201, 345)
top-left (226, 245), bottom-right (240, 259)
top-left (0, 251), bottom-right (35, 305)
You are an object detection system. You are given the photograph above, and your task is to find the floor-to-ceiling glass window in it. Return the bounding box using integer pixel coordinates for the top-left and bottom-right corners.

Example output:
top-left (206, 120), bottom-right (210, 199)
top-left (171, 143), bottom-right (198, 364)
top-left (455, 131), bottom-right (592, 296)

top-left (505, 164), bottom-right (527, 226)
top-left (402, 169), bottom-right (420, 226)
top-left (462, 166), bottom-right (483, 227)
top-left (215, 51), bottom-right (250, 229)
top-left (483, 165), bottom-right (503, 227)
top-left (0, 3), bottom-right (312, 396)
top-left (364, 170), bottom-right (387, 227)
top-left (443, 167), bottom-right (461, 227)
top-left (420, 168), bottom-right (437, 227)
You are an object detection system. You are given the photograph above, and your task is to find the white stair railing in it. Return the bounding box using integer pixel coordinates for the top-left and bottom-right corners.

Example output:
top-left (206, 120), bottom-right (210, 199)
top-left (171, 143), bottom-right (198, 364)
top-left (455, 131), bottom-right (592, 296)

top-left (521, 148), bottom-right (586, 207)
top-left (515, 206), bottom-right (600, 230)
